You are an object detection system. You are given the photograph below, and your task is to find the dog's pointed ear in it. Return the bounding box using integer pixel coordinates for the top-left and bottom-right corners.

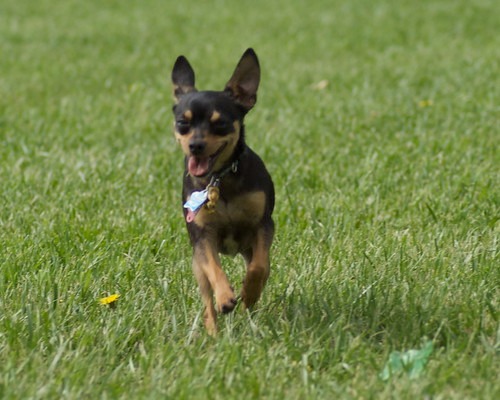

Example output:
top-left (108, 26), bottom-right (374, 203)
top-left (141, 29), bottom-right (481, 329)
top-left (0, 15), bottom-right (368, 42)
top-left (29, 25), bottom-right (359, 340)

top-left (172, 56), bottom-right (197, 102)
top-left (224, 48), bottom-right (260, 111)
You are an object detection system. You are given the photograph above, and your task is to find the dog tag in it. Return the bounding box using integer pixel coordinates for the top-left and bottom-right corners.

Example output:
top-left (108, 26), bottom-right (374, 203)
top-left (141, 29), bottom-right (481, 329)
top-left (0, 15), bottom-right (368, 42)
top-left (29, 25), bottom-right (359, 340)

top-left (184, 189), bottom-right (208, 213)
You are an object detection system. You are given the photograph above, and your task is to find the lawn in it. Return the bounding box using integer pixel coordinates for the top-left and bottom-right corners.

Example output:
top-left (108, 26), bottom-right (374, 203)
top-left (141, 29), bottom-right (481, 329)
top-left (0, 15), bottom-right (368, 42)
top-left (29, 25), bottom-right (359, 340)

top-left (0, 0), bottom-right (498, 398)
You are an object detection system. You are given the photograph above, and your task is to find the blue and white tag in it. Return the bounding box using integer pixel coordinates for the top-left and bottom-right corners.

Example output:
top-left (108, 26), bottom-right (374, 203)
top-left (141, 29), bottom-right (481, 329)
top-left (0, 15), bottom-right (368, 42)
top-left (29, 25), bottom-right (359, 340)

top-left (184, 189), bottom-right (208, 212)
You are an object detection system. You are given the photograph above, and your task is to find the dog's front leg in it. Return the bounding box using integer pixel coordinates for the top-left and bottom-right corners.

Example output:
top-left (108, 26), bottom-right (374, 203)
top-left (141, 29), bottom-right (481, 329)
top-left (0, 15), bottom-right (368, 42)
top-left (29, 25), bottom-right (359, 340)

top-left (192, 257), bottom-right (217, 336)
top-left (192, 240), bottom-right (237, 334)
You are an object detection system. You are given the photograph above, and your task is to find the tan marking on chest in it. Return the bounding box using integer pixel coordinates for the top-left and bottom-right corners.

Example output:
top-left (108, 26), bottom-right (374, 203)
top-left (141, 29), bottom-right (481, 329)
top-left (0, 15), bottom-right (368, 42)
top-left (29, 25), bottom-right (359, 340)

top-left (193, 191), bottom-right (266, 228)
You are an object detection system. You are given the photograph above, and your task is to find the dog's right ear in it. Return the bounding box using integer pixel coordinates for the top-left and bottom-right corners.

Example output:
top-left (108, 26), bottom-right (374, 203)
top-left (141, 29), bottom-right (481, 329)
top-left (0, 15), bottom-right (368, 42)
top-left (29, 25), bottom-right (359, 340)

top-left (172, 56), bottom-right (197, 102)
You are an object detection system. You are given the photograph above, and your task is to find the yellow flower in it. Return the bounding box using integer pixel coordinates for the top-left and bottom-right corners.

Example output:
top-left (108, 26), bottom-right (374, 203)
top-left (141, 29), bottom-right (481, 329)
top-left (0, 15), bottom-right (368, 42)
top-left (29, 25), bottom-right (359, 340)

top-left (418, 100), bottom-right (433, 108)
top-left (99, 294), bottom-right (120, 306)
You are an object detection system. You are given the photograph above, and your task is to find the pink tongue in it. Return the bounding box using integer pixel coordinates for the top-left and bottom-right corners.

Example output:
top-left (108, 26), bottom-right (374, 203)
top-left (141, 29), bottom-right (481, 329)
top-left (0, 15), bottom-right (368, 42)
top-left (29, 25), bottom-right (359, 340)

top-left (188, 156), bottom-right (210, 177)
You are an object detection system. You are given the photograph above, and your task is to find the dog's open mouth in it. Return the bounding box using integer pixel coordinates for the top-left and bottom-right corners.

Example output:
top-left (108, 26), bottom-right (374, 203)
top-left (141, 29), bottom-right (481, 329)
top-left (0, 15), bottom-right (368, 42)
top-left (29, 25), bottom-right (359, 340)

top-left (188, 143), bottom-right (227, 177)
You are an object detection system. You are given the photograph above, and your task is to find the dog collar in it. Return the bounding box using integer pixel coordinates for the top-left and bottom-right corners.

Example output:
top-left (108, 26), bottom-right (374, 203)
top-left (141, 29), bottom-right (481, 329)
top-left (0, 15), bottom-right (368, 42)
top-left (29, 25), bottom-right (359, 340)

top-left (209, 159), bottom-right (239, 187)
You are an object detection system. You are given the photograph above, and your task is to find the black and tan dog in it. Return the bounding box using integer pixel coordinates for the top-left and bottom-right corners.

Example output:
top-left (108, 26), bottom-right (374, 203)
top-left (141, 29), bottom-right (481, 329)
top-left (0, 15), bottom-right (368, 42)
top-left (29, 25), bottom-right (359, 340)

top-left (171, 49), bottom-right (274, 335)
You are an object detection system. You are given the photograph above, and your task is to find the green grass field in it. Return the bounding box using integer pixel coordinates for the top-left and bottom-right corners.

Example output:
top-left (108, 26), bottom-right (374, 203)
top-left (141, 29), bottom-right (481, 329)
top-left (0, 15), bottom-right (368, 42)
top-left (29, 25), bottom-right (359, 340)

top-left (1, 0), bottom-right (498, 398)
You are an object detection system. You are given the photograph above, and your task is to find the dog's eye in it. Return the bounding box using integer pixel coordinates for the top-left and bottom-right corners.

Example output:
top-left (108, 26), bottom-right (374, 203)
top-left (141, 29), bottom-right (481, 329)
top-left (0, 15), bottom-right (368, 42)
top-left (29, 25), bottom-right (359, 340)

top-left (176, 120), bottom-right (191, 135)
top-left (211, 120), bottom-right (230, 135)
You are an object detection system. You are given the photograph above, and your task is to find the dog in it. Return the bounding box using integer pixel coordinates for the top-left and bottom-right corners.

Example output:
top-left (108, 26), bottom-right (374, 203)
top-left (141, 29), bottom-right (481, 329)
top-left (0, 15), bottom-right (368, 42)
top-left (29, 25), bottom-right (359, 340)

top-left (171, 48), bottom-right (274, 335)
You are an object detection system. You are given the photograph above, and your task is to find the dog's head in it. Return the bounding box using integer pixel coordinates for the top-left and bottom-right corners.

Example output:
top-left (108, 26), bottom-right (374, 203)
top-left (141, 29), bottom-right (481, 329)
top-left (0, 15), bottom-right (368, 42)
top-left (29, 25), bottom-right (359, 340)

top-left (171, 49), bottom-right (260, 178)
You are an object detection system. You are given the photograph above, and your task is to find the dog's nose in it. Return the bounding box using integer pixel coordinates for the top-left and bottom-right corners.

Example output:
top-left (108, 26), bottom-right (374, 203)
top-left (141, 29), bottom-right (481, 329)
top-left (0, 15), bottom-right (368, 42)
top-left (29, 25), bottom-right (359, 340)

top-left (189, 140), bottom-right (206, 155)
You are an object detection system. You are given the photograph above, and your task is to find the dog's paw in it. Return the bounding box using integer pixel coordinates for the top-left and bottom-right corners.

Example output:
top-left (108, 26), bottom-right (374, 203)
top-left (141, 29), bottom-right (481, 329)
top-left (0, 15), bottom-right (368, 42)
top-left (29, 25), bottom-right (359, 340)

top-left (240, 292), bottom-right (258, 310)
top-left (241, 276), bottom-right (264, 309)
top-left (219, 296), bottom-right (238, 314)
top-left (216, 287), bottom-right (238, 314)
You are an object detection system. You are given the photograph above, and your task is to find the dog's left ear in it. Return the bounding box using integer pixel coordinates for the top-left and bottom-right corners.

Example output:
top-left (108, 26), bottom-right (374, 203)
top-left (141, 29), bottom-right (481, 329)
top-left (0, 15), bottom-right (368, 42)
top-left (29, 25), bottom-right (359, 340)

top-left (224, 48), bottom-right (260, 112)
top-left (172, 55), bottom-right (197, 102)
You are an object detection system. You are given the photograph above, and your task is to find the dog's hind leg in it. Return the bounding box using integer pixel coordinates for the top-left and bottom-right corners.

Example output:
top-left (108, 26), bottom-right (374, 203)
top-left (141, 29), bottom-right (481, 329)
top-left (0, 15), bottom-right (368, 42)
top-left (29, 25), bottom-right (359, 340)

top-left (241, 225), bottom-right (273, 309)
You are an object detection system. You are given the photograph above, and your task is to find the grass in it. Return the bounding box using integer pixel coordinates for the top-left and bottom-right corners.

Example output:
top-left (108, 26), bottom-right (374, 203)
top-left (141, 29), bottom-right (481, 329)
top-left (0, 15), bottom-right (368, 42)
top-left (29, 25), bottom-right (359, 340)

top-left (0, 0), bottom-right (498, 398)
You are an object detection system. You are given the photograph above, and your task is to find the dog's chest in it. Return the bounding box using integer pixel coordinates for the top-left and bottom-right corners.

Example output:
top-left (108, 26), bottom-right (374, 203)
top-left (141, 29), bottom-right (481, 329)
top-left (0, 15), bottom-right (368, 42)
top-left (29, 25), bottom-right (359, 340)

top-left (189, 190), bottom-right (266, 255)
top-left (193, 190), bottom-right (266, 228)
